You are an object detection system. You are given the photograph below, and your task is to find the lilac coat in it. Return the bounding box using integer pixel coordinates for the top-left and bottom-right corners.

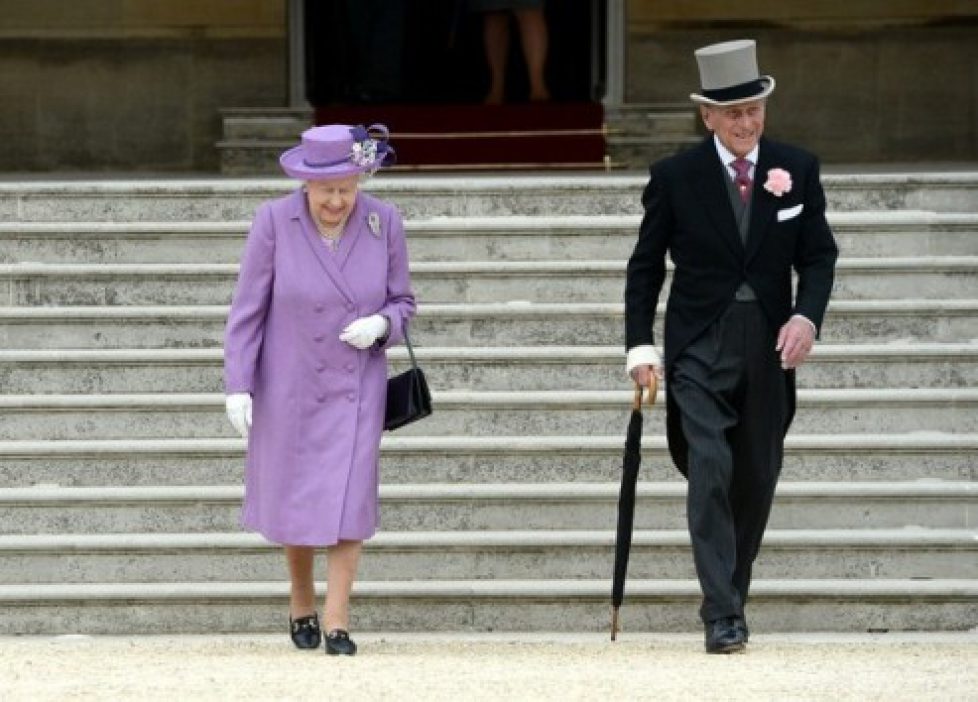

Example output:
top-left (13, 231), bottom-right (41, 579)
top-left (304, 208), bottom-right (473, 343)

top-left (224, 188), bottom-right (416, 546)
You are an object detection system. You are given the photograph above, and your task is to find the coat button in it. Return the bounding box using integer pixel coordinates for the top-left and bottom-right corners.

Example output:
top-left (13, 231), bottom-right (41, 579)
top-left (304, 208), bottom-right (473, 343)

top-left (317, 395), bottom-right (326, 403)
top-left (314, 334), bottom-right (323, 342)
top-left (347, 393), bottom-right (355, 402)
top-left (314, 304), bottom-right (324, 313)
top-left (345, 363), bottom-right (355, 372)
top-left (316, 364), bottom-right (325, 373)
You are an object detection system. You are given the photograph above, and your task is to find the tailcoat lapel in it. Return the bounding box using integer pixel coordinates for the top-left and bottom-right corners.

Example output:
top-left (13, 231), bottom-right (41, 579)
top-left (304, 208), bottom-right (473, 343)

top-left (744, 138), bottom-right (779, 265)
top-left (691, 138), bottom-right (744, 260)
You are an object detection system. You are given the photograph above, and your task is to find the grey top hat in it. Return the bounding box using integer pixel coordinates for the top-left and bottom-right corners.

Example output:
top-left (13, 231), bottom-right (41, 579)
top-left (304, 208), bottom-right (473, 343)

top-left (689, 39), bottom-right (775, 106)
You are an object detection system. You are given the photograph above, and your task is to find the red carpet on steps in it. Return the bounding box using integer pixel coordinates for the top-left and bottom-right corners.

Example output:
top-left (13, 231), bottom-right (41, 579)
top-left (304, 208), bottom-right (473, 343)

top-left (313, 102), bottom-right (605, 170)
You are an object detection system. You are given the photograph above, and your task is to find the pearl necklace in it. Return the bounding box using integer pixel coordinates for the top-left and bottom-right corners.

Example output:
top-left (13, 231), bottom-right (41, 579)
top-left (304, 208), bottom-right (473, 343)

top-left (315, 219), bottom-right (347, 250)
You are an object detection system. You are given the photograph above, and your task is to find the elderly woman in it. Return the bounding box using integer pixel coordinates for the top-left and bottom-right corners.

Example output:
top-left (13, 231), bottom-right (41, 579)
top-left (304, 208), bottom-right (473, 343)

top-left (223, 124), bottom-right (415, 656)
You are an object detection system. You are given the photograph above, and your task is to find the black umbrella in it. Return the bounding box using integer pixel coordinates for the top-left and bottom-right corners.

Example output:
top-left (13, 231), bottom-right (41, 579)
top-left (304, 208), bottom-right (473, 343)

top-left (611, 377), bottom-right (657, 641)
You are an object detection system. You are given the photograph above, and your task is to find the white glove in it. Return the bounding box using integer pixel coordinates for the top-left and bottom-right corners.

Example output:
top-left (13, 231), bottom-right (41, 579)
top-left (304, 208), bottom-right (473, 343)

top-left (225, 393), bottom-right (252, 439)
top-left (339, 314), bottom-right (389, 349)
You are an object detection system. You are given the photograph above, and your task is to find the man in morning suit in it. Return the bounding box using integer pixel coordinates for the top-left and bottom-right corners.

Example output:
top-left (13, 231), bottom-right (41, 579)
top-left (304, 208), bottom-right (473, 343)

top-left (624, 39), bottom-right (838, 653)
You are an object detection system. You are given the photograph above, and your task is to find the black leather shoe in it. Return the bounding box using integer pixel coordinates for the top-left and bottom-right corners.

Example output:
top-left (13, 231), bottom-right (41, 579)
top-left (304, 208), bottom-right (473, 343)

top-left (289, 613), bottom-right (322, 650)
top-left (325, 629), bottom-right (357, 656)
top-left (733, 616), bottom-right (749, 643)
top-left (705, 617), bottom-right (746, 654)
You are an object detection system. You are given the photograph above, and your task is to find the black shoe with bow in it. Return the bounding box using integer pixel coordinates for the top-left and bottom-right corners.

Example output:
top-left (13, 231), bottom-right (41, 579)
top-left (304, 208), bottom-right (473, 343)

top-left (289, 613), bottom-right (322, 650)
top-left (704, 617), bottom-right (747, 654)
top-left (324, 629), bottom-right (357, 656)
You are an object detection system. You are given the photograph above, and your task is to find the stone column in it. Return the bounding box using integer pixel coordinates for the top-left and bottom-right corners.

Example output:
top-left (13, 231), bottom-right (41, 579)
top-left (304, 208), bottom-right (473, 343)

top-left (603, 0), bottom-right (626, 107)
top-left (287, 0), bottom-right (310, 108)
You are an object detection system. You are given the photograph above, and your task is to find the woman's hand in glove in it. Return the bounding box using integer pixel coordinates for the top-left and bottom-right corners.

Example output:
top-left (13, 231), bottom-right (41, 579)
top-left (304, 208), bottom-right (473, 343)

top-left (339, 314), bottom-right (389, 349)
top-left (225, 393), bottom-right (252, 439)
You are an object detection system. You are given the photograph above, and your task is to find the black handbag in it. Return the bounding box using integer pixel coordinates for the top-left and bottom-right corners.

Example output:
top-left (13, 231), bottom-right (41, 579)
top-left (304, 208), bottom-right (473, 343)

top-left (384, 329), bottom-right (432, 431)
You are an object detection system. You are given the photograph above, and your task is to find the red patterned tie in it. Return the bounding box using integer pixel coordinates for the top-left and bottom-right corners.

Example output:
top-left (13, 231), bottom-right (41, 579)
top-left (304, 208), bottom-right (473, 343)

top-left (731, 158), bottom-right (752, 203)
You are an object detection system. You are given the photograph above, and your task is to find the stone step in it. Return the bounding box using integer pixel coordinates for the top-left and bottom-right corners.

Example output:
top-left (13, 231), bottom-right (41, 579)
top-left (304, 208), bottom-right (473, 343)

top-left (1, 213), bottom-right (974, 264)
top-left (410, 211), bottom-right (978, 261)
top-left (0, 300), bottom-right (973, 348)
top-left (604, 103), bottom-right (699, 136)
top-left (0, 389), bottom-right (974, 440)
top-left (2, 257), bottom-right (974, 306)
top-left (222, 105), bottom-right (697, 142)
top-left (218, 142), bottom-right (616, 175)
top-left (604, 136), bottom-right (706, 170)
top-left (1, 434), bottom-right (973, 488)
top-left (0, 482), bottom-right (972, 535)
top-left (0, 221), bottom-right (251, 264)
top-left (0, 578), bottom-right (974, 634)
top-left (0, 177), bottom-right (642, 222)
top-left (1, 528), bottom-right (973, 583)
top-left (219, 109), bottom-right (312, 140)
top-left (0, 173), bottom-right (976, 223)
top-left (2, 343), bottom-right (974, 394)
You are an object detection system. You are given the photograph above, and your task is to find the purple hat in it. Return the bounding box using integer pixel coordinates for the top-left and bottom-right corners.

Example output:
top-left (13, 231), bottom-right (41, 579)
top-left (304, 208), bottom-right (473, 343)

top-left (279, 124), bottom-right (396, 180)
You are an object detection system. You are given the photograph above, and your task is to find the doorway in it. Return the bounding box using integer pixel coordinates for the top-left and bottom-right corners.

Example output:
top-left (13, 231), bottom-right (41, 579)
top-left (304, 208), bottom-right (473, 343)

top-left (305, 0), bottom-right (603, 106)
top-left (301, 1), bottom-right (607, 169)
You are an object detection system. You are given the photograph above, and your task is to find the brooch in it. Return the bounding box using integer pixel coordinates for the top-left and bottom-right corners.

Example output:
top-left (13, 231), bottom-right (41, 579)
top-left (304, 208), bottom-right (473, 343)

top-left (368, 211), bottom-right (382, 237)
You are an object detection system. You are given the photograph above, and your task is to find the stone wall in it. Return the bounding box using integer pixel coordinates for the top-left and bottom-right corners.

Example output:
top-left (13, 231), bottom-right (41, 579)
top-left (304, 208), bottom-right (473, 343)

top-left (2, 1), bottom-right (974, 171)
top-left (625, 1), bottom-right (978, 163)
top-left (0, 0), bottom-right (286, 173)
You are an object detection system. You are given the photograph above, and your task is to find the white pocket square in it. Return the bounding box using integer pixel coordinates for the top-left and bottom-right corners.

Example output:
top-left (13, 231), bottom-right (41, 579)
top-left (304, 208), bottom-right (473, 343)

top-left (777, 204), bottom-right (803, 222)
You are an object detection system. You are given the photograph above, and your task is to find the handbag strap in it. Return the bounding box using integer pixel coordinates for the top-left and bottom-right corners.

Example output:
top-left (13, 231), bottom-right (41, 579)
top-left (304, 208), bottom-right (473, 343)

top-left (402, 327), bottom-right (419, 370)
top-left (401, 327), bottom-right (426, 407)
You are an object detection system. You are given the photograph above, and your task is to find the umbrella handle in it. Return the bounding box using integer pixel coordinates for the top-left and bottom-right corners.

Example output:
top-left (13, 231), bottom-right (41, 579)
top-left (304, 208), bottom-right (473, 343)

top-left (632, 377), bottom-right (658, 411)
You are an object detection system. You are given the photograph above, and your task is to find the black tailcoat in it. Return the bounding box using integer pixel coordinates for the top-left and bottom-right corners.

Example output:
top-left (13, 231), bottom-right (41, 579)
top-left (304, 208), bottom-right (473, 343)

top-left (625, 135), bottom-right (838, 475)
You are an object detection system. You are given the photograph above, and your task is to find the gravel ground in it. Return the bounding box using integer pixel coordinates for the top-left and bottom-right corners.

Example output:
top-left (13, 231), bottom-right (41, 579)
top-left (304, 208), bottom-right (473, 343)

top-left (1, 632), bottom-right (976, 701)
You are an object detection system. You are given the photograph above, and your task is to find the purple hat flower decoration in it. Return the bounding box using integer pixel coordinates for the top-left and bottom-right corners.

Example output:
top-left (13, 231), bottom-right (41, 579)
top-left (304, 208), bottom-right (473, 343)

top-left (279, 123), bottom-right (396, 181)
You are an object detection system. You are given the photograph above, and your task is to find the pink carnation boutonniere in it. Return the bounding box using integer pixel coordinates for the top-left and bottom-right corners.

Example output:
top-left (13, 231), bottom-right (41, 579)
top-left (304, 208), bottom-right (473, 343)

top-left (763, 168), bottom-right (793, 197)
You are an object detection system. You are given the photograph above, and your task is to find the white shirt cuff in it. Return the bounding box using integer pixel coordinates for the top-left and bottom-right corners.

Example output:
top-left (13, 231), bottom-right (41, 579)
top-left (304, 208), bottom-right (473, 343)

top-left (791, 314), bottom-right (817, 336)
top-left (626, 345), bottom-right (661, 375)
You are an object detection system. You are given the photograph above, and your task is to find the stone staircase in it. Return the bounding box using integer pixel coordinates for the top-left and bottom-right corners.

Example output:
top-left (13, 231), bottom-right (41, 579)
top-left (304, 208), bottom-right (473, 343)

top-left (0, 173), bottom-right (975, 635)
